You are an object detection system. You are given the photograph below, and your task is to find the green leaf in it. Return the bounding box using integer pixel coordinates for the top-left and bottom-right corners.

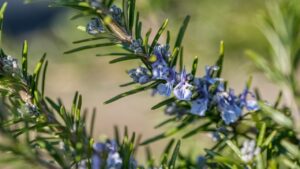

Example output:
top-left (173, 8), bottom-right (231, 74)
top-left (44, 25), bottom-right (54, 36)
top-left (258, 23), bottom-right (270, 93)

top-left (119, 81), bottom-right (136, 87)
top-left (215, 41), bottom-right (224, 78)
top-left (259, 102), bottom-right (293, 128)
top-left (154, 117), bottom-right (177, 129)
top-left (50, 1), bottom-right (90, 10)
top-left (262, 130), bottom-right (277, 147)
top-left (226, 140), bottom-right (242, 158)
top-left (114, 125), bottom-right (120, 146)
top-left (169, 47), bottom-right (180, 67)
top-left (143, 28), bottom-right (152, 53)
top-left (32, 53), bottom-right (46, 96)
top-left (73, 37), bottom-right (111, 44)
top-left (106, 0), bottom-right (115, 7)
top-left (151, 97), bottom-right (176, 110)
top-left (141, 116), bottom-right (193, 145)
top-left (174, 15), bottom-right (190, 49)
top-left (96, 52), bottom-right (132, 56)
top-left (135, 12), bottom-right (140, 39)
top-left (166, 30), bottom-right (171, 45)
top-left (128, 0), bottom-right (135, 33)
top-left (162, 139), bottom-right (175, 159)
top-left (64, 43), bottom-right (116, 54)
top-left (179, 47), bottom-right (183, 71)
top-left (90, 108), bottom-right (96, 137)
top-left (145, 147), bottom-right (155, 168)
top-left (257, 122), bottom-right (266, 146)
top-left (273, 91), bottom-right (282, 108)
top-left (109, 55), bottom-right (139, 64)
top-left (41, 60), bottom-right (48, 98)
top-left (122, 0), bottom-right (129, 31)
top-left (212, 155), bottom-right (243, 168)
top-left (281, 140), bottom-right (300, 158)
top-left (46, 97), bottom-right (61, 113)
top-left (104, 81), bottom-right (160, 104)
top-left (70, 10), bottom-right (97, 20)
top-left (0, 2), bottom-right (7, 47)
top-left (21, 40), bottom-right (28, 79)
top-left (149, 19), bottom-right (169, 53)
top-left (168, 140), bottom-right (181, 169)
top-left (182, 121), bottom-right (211, 139)
top-left (246, 76), bottom-right (253, 89)
top-left (191, 56), bottom-right (198, 76)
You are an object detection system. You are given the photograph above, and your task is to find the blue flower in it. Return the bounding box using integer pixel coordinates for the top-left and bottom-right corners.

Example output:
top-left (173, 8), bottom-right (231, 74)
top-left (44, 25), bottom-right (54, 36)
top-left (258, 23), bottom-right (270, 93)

top-left (191, 98), bottom-right (208, 116)
top-left (92, 154), bottom-right (102, 169)
top-left (110, 5), bottom-right (122, 24)
top-left (216, 90), bottom-right (242, 124)
top-left (157, 81), bottom-right (174, 97)
top-left (129, 156), bottom-right (138, 169)
top-left (204, 65), bottom-right (220, 84)
top-left (153, 44), bottom-right (171, 61)
top-left (128, 67), bottom-right (150, 84)
top-left (240, 88), bottom-right (259, 111)
top-left (86, 18), bottom-right (105, 35)
top-left (92, 140), bottom-right (123, 169)
top-left (106, 152), bottom-right (122, 169)
top-left (173, 69), bottom-right (193, 100)
top-left (191, 83), bottom-right (209, 116)
top-left (89, 0), bottom-right (102, 8)
top-left (152, 62), bottom-right (169, 80)
top-left (129, 39), bottom-right (143, 54)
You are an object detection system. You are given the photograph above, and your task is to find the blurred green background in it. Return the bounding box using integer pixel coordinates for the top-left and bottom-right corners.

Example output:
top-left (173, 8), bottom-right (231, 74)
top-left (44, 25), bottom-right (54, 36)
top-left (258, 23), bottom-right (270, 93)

top-left (0, 0), bottom-right (283, 163)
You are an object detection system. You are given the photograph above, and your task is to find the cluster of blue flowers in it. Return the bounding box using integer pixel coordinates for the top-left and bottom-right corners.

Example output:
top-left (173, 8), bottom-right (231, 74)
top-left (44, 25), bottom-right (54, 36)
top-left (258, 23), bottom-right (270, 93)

top-left (127, 42), bottom-right (259, 125)
top-left (92, 140), bottom-right (137, 169)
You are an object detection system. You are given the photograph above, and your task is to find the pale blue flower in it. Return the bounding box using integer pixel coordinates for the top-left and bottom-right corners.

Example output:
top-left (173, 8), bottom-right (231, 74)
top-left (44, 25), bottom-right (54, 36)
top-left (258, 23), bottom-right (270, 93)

top-left (86, 18), bottom-right (105, 35)
top-left (154, 66), bottom-right (176, 97)
top-left (92, 154), bottom-right (102, 169)
top-left (204, 65), bottom-right (220, 84)
top-left (174, 69), bottom-right (193, 100)
top-left (129, 39), bottom-right (143, 54)
top-left (157, 81), bottom-right (174, 97)
top-left (191, 98), bottom-right (208, 116)
top-left (240, 88), bottom-right (259, 111)
top-left (128, 67), bottom-right (150, 84)
top-left (106, 152), bottom-right (122, 169)
top-left (153, 44), bottom-right (171, 61)
top-left (89, 0), bottom-right (102, 8)
top-left (151, 62), bottom-right (169, 80)
top-left (92, 140), bottom-right (122, 169)
top-left (216, 90), bottom-right (242, 124)
top-left (191, 83), bottom-right (209, 116)
top-left (241, 140), bottom-right (260, 162)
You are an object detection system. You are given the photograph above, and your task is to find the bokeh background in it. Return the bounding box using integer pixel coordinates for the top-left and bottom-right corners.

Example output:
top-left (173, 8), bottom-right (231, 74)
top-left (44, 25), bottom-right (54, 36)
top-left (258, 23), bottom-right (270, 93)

top-left (0, 0), bottom-right (282, 162)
